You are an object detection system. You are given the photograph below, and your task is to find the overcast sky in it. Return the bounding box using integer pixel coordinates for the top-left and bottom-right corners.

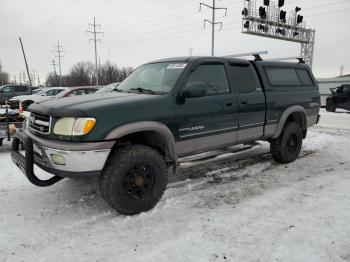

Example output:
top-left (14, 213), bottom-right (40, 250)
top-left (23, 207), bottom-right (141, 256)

top-left (0, 0), bottom-right (349, 83)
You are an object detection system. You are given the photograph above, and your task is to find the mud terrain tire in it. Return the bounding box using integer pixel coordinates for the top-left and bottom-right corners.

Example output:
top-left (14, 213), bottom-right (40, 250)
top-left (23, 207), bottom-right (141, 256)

top-left (270, 122), bottom-right (303, 164)
top-left (100, 145), bottom-right (168, 215)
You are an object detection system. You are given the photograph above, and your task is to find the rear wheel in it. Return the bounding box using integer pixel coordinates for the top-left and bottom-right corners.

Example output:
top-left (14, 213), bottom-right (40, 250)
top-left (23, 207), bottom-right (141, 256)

top-left (99, 145), bottom-right (168, 215)
top-left (270, 122), bottom-right (303, 164)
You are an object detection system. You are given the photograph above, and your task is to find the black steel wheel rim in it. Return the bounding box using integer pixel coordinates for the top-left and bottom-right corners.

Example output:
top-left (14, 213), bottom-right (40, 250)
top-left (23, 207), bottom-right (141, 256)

top-left (123, 164), bottom-right (156, 199)
top-left (287, 133), bottom-right (298, 154)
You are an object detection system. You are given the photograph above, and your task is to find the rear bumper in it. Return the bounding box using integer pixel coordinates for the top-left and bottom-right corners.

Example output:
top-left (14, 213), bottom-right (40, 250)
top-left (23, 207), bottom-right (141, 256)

top-left (11, 130), bottom-right (113, 186)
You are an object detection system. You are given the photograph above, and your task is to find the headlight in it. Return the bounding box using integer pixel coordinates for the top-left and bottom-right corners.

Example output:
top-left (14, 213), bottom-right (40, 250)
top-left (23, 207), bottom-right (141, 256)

top-left (53, 117), bottom-right (96, 136)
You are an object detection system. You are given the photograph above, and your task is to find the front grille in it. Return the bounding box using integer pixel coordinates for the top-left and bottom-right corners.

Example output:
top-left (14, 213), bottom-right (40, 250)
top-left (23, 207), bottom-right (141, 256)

top-left (29, 112), bottom-right (51, 134)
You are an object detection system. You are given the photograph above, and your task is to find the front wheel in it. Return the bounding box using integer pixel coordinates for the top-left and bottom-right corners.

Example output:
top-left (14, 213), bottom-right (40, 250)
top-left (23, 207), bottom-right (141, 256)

top-left (270, 122), bottom-right (303, 164)
top-left (99, 145), bottom-right (168, 215)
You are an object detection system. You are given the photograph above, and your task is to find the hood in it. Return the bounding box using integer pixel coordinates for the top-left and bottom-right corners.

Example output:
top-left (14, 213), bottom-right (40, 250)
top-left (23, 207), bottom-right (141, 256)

top-left (10, 95), bottom-right (32, 101)
top-left (28, 92), bottom-right (159, 117)
top-left (10, 94), bottom-right (47, 102)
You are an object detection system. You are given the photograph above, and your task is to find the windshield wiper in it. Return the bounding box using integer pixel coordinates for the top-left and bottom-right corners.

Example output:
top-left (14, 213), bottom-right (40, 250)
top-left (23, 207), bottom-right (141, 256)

top-left (130, 87), bottom-right (155, 94)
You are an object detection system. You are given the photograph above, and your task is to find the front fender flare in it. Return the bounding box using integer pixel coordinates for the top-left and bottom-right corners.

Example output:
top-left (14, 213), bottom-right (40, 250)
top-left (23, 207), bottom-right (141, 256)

top-left (105, 121), bottom-right (177, 163)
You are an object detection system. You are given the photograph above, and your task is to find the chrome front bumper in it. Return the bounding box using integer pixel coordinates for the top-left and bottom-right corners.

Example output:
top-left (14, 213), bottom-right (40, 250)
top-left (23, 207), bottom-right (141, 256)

top-left (34, 143), bottom-right (111, 175)
top-left (12, 130), bottom-right (114, 186)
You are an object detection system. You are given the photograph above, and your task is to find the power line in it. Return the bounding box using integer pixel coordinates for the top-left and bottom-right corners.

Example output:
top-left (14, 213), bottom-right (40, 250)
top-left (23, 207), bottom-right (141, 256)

top-left (86, 17), bottom-right (104, 86)
top-left (199, 0), bottom-right (228, 56)
top-left (303, 0), bottom-right (350, 10)
top-left (307, 7), bottom-right (350, 17)
top-left (105, 10), bottom-right (199, 34)
top-left (105, 21), bottom-right (203, 39)
top-left (103, 0), bottom-right (198, 29)
top-left (111, 25), bottom-right (241, 46)
top-left (22, 0), bottom-right (80, 37)
top-left (108, 18), bottom-right (241, 45)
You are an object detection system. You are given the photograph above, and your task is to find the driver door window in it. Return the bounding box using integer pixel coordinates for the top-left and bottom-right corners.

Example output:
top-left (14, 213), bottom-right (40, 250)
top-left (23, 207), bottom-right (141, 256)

top-left (185, 64), bottom-right (230, 95)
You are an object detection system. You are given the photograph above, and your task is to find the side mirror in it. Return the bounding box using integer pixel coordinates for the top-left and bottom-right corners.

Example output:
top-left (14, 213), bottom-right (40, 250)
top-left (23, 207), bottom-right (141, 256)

top-left (182, 82), bottom-right (207, 98)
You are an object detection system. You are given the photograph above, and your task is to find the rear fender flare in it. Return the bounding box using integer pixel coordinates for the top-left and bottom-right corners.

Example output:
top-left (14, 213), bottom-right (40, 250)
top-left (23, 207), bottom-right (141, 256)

top-left (272, 106), bottom-right (307, 139)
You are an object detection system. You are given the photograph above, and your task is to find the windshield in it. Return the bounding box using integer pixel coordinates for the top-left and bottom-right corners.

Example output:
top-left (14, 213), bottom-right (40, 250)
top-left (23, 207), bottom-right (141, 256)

top-left (117, 62), bottom-right (187, 93)
top-left (42, 88), bottom-right (65, 97)
top-left (34, 90), bottom-right (46, 95)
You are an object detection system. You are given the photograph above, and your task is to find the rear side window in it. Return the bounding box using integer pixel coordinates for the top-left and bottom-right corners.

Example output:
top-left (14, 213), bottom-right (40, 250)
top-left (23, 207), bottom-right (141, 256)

top-left (265, 67), bottom-right (301, 86)
top-left (296, 69), bottom-right (314, 86)
top-left (14, 86), bottom-right (28, 92)
top-left (45, 89), bottom-right (64, 96)
top-left (230, 65), bottom-right (257, 93)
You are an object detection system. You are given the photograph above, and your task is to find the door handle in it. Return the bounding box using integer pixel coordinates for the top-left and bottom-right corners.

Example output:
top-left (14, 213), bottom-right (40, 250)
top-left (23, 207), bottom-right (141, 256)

top-left (241, 101), bottom-right (248, 105)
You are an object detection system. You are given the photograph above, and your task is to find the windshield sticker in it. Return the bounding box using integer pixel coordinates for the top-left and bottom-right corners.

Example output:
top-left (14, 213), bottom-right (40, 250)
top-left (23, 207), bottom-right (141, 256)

top-left (167, 63), bottom-right (187, 69)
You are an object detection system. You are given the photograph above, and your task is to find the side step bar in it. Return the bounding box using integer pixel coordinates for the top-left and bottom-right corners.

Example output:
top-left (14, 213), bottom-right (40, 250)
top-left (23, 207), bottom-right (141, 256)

top-left (11, 131), bottom-right (63, 187)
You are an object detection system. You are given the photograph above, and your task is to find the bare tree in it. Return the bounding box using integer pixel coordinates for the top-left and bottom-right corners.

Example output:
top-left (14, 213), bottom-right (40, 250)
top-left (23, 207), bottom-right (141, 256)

top-left (0, 61), bottom-right (10, 85)
top-left (46, 61), bottom-right (133, 87)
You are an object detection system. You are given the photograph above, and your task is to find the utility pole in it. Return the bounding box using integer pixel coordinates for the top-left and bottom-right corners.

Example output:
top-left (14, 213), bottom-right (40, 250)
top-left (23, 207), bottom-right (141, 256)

top-left (340, 65), bottom-right (344, 76)
top-left (86, 17), bottom-right (104, 86)
top-left (199, 0), bottom-right (227, 56)
top-left (50, 59), bottom-right (58, 76)
top-left (19, 37), bottom-right (32, 86)
top-left (19, 73), bottom-right (22, 84)
top-left (37, 76), bottom-right (41, 86)
top-left (54, 41), bottom-right (64, 86)
top-left (14, 75), bottom-right (17, 84)
top-left (189, 48), bottom-right (194, 57)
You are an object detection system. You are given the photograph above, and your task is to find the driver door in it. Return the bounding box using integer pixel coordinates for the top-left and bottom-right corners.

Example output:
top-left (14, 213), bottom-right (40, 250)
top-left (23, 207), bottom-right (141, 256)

top-left (175, 61), bottom-right (238, 156)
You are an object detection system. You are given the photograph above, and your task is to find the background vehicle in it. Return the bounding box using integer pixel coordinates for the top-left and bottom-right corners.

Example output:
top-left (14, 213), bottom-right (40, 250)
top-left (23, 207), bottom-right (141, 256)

top-left (95, 82), bottom-right (120, 93)
top-left (326, 84), bottom-right (350, 112)
top-left (0, 85), bottom-right (37, 105)
top-left (0, 108), bottom-right (25, 147)
top-left (12, 56), bottom-right (320, 215)
top-left (55, 86), bottom-right (99, 98)
top-left (9, 87), bottom-right (68, 110)
top-left (10, 87), bottom-right (98, 110)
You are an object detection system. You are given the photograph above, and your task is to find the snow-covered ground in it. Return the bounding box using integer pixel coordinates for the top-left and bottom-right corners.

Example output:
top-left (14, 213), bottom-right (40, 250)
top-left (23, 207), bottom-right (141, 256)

top-left (0, 109), bottom-right (349, 262)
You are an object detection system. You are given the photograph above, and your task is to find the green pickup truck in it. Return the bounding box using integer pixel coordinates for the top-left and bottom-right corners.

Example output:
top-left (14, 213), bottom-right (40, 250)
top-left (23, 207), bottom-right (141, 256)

top-left (12, 56), bottom-right (320, 215)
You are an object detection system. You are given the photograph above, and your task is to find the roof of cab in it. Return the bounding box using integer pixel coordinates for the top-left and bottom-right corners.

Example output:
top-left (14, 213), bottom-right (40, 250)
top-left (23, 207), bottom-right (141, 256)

top-left (148, 56), bottom-right (251, 65)
top-left (147, 56), bottom-right (310, 69)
